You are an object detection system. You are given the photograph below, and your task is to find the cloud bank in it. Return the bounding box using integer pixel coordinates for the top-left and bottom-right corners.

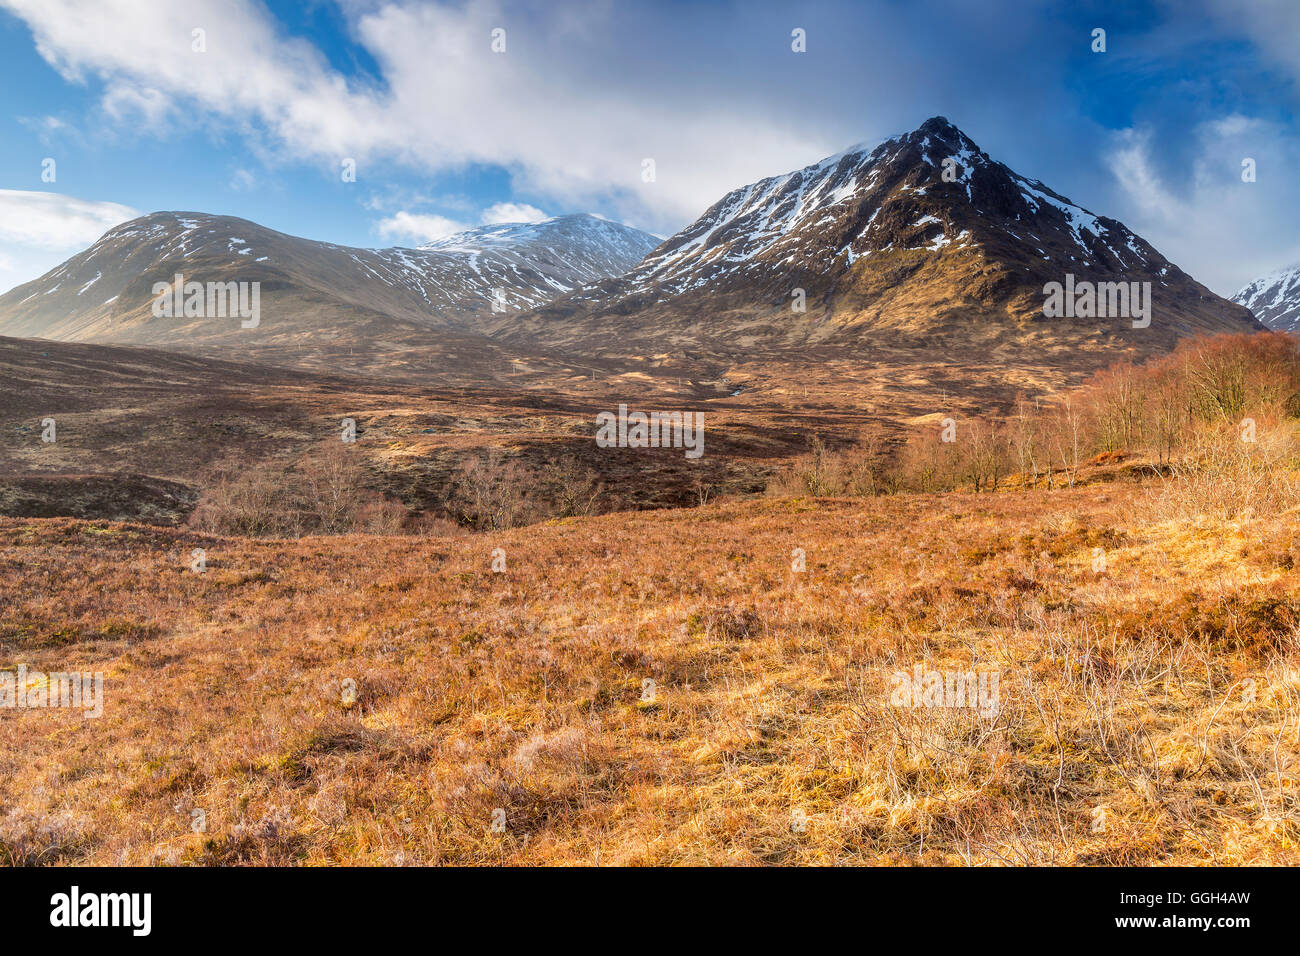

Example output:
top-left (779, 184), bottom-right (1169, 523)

top-left (2, 0), bottom-right (1298, 293)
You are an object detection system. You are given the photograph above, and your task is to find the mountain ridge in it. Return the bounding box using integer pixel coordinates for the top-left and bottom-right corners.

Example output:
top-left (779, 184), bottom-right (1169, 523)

top-left (0, 211), bottom-right (659, 348)
top-left (500, 116), bottom-right (1259, 357)
top-left (1233, 264), bottom-right (1300, 334)
top-left (0, 118), bottom-right (1263, 376)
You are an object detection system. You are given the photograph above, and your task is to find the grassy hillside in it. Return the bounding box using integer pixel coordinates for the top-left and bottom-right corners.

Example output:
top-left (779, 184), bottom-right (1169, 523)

top-left (2, 479), bottom-right (1297, 865)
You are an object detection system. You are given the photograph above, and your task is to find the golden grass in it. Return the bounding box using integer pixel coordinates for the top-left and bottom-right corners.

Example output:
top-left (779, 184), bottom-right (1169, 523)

top-left (1, 480), bottom-right (1297, 865)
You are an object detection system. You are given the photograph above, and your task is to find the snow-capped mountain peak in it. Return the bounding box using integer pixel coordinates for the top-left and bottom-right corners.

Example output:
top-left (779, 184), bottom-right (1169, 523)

top-left (0, 210), bottom-right (659, 346)
top-left (420, 214), bottom-right (659, 285)
top-left (599, 116), bottom-right (1161, 302)
top-left (509, 116), bottom-right (1257, 355)
top-left (1232, 264), bottom-right (1300, 333)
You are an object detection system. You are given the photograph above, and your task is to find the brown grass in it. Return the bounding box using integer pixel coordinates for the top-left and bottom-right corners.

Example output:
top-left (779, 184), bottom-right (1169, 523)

top-left (1, 476), bottom-right (1297, 865)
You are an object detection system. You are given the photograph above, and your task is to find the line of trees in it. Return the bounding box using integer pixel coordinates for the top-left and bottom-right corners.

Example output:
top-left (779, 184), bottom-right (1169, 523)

top-left (773, 332), bottom-right (1300, 500)
top-left (188, 443), bottom-right (607, 537)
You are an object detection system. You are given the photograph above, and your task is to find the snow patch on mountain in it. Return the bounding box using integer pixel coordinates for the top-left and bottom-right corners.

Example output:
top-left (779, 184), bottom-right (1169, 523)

top-left (1233, 265), bottom-right (1300, 333)
top-left (0, 210), bottom-right (661, 342)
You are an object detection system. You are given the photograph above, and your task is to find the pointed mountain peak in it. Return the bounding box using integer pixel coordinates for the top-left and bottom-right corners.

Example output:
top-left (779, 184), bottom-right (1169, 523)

top-left (510, 114), bottom-right (1257, 355)
top-left (1233, 263), bottom-right (1300, 333)
top-left (920, 114), bottom-right (956, 130)
top-left (913, 115), bottom-right (967, 140)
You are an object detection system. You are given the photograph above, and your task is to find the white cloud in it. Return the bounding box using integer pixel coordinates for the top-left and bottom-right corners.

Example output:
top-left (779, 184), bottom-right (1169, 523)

top-left (480, 202), bottom-right (548, 224)
top-left (26, 115), bottom-right (66, 134)
top-left (229, 168), bottom-right (256, 191)
top-left (8, 0), bottom-right (1293, 294)
top-left (374, 211), bottom-right (469, 244)
top-left (0, 189), bottom-right (140, 293)
top-left (1106, 118), bottom-right (1300, 295)
top-left (0, 189), bottom-right (139, 248)
top-left (0, 252), bottom-right (55, 296)
top-left (102, 82), bottom-right (172, 127)
top-left (2, 0), bottom-right (379, 154)
top-left (1206, 0), bottom-right (1300, 95)
top-left (373, 202), bottom-right (549, 244)
top-left (0, 0), bottom-right (834, 233)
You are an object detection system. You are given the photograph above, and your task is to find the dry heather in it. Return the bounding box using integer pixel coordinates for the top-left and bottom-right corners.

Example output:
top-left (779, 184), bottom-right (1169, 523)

top-left (1, 477), bottom-right (1298, 866)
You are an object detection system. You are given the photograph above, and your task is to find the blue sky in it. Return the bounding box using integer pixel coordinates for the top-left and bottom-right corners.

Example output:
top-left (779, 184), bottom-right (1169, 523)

top-left (0, 0), bottom-right (1297, 297)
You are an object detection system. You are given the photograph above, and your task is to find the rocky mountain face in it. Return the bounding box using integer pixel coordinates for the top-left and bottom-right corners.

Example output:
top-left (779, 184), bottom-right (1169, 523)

top-left (0, 212), bottom-right (659, 348)
top-left (1233, 265), bottom-right (1300, 334)
top-left (421, 216), bottom-right (662, 284)
top-left (0, 119), bottom-right (1262, 375)
top-left (504, 117), bottom-right (1259, 357)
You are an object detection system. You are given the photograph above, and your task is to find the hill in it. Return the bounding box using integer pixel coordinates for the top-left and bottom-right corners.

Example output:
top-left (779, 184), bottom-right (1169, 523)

top-left (1234, 264), bottom-right (1300, 334)
top-left (505, 117), bottom-right (1259, 360)
top-left (0, 212), bottom-right (659, 351)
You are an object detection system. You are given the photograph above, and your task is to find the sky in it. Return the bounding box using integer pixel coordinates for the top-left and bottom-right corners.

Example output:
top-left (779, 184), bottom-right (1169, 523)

top-left (0, 0), bottom-right (1297, 297)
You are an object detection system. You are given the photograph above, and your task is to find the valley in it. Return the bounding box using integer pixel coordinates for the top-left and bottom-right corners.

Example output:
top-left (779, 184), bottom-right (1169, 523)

top-left (0, 118), bottom-right (1267, 530)
top-left (1, 113), bottom-right (1297, 871)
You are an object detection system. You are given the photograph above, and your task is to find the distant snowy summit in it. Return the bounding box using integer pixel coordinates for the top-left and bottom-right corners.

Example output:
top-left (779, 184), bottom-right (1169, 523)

top-left (0, 117), bottom-right (1262, 361)
top-left (507, 115), bottom-right (1257, 355)
top-left (1233, 265), bottom-right (1300, 334)
top-left (0, 211), bottom-right (659, 346)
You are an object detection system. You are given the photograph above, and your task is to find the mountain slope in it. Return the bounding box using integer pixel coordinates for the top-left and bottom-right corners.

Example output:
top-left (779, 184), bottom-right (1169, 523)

top-left (0, 212), bottom-right (659, 348)
top-left (421, 216), bottom-right (661, 281)
top-left (504, 117), bottom-right (1258, 356)
top-left (1233, 265), bottom-right (1300, 333)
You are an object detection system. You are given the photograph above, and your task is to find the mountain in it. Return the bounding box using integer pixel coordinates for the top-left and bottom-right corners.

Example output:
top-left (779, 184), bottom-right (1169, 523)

top-left (420, 216), bottom-right (661, 281)
top-left (1233, 265), bottom-right (1300, 333)
top-left (0, 212), bottom-right (659, 348)
top-left (504, 116), bottom-right (1259, 356)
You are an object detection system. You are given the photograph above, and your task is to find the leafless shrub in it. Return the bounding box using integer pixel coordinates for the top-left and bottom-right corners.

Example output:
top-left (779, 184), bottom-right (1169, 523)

top-left (356, 497), bottom-right (410, 534)
top-left (189, 442), bottom-right (411, 537)
top-left (447, 448), bottom-right (536, 530)
top-left (768, 332), bottom-right (1300, 507)
top-left (0, 807), bottom-right (88, 865)
top-left (188, 456), bottom-right (301, 537)
top-left (296, 442), bottom-right (369, 533)
top-left (547, 456), bottom-right (604, 518)
top-left (1149, 419), bottom-right (1300, 521)
top-left (769, 431), bottom-right (890, 497)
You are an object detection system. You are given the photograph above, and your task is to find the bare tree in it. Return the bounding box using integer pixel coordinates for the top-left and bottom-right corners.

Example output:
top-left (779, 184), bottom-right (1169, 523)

top-left (550, 456), bottom-right (604, 517)
top-left (296, 442), bottom-right (369, 533)
top-left (448, 448), bottom-right (535, 530)
top-left (1010, 396), bottom-right (1041, 486)
top-left (1053, 394), bottom-right (1084, 488)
